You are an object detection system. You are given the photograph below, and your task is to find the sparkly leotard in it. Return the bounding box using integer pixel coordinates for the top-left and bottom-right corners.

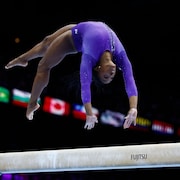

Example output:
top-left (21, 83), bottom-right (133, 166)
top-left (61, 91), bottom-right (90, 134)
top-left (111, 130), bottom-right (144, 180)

top-left (71, 21), bottom-right (138, 104)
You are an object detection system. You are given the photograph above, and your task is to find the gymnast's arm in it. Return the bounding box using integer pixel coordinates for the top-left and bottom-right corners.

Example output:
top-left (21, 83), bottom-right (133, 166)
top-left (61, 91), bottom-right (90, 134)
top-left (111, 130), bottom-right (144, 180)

top-left (116, 51), bottom-right (138, 128)
top-left (80, 54), bottom-right (98, 129)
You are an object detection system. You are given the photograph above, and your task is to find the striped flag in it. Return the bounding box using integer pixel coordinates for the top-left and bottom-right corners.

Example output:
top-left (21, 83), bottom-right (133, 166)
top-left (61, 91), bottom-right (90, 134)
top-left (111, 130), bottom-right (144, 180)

top-left (12, 88), bottom-right (41, 108)
top-left (152, 120), bottom-right (174, 135)
top-left (43, 96), bottom-right (70, 116)
top-left (72, 103), bottom-right (99, 121)
top-left (0, 86), bottom-right (10, 103)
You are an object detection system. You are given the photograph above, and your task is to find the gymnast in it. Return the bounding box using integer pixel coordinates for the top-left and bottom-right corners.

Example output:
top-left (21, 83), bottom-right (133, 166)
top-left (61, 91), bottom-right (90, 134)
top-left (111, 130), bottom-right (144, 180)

top-left (5, 21), bottom-right (138, 130)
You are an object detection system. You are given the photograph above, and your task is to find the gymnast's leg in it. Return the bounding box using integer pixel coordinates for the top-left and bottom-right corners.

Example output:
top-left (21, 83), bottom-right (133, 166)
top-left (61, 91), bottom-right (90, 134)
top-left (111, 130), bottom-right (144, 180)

top-left (26, 29), bottom-right (77, 120)
top-left (5, 24), bottom-right (76, 69)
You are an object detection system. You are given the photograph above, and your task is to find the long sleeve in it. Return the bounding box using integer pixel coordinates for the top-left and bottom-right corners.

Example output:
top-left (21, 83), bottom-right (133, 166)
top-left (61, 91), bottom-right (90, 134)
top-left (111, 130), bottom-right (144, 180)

top-left (116, 51), bottom-right (138, 98)
top-left (80, 53), bottom-right (96, 104)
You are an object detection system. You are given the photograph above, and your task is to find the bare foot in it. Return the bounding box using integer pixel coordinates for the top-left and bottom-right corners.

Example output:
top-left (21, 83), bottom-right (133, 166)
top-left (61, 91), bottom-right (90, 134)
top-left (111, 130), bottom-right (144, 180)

top-left (5, 58), bottom-right (28, 69)
top-left (26, 103), bottom-right (40, 120)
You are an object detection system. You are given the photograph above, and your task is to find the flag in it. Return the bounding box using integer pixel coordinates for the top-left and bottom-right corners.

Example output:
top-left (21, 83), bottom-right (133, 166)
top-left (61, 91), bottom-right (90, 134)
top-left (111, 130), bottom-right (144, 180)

top-left (12, 88), bottom-right (41, 108)
top-left (152, 120), bottom-right (174, 135)
top-left (43, 96), bottom-right (70, 116)
top-left (100, 110), bottom-right (125, 127)
top-left (0, 86), bottom-right (10, 103)
top-left (72, 103), bottom-right (99, 121)
top-left (128, 116), bottom-right (151, 131)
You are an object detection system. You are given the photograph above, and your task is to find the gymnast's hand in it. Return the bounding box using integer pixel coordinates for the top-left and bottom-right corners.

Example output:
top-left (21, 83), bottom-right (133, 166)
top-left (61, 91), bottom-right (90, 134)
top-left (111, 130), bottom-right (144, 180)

top-left (84, 115), bottom-right (98, 130)
top-left (26, 103), bottom-right (40, 120)
top-left (123, 108), bottom-right (137, 129)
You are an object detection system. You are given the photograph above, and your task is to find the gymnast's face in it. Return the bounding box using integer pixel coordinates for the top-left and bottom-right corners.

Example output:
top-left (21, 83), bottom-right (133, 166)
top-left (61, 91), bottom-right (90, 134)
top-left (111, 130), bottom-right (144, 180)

top-left (95, 51), bottom-right (116, 84)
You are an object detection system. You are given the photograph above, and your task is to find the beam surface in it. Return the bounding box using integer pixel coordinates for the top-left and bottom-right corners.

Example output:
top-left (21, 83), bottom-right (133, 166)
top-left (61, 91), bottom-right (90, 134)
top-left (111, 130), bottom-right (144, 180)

top-left (1, 142), bottom-right (180, 174)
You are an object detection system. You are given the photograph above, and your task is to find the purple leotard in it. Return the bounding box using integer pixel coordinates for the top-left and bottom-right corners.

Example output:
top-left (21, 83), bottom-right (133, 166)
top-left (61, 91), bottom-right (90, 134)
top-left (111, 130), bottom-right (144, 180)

top-left (71, 21), bottom-right (138, 104)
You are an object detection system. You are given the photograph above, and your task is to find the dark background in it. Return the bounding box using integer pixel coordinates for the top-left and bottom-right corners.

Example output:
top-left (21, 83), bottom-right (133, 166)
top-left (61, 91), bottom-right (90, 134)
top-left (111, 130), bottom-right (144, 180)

top-left (0, 0), bottom-right (180, 178)
top-left (0, 0), bottom-right (180, 149)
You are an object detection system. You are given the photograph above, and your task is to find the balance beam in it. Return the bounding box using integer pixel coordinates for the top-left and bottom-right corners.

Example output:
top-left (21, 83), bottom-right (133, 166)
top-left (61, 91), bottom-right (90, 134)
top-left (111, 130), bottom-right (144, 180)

top-left (0, 142), bottom-right (180, 174)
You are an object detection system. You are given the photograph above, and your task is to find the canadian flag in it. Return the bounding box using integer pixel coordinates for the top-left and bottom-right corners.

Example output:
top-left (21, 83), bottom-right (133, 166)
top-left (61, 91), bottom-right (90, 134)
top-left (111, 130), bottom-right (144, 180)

top-left (43, 96), bottom-right (70, 116)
